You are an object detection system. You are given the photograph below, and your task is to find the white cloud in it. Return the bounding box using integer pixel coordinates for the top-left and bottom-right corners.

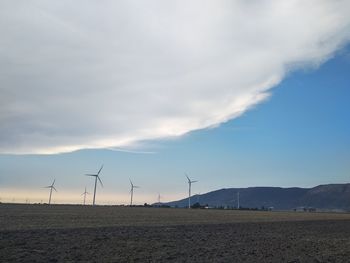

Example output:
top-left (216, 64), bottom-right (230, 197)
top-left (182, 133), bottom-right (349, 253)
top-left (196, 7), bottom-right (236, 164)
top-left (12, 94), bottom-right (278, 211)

top-left (0, 0), bottom-right (350, 154)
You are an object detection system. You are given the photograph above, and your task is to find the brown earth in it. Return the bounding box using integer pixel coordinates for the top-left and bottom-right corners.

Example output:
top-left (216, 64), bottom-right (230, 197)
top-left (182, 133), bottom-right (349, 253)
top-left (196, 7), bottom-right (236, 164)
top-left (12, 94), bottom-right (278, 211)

top-left (1, 204), bottom-right (350, 262)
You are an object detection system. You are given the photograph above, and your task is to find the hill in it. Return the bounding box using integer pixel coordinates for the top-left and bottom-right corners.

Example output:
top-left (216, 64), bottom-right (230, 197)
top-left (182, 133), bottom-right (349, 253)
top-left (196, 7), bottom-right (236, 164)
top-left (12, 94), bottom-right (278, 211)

top-left (165, 184), bottom-right (350, 210)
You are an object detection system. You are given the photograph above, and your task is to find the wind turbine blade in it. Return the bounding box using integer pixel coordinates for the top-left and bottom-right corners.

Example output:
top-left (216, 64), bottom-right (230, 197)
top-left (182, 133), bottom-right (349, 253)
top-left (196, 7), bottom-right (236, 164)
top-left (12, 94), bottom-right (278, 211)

top-left (191, 180), bottom-right (198, 183)
top-left (134, 186), bottom-right (140, 188)
top-left (43, 186), bottom-right (51, 188)
top-left (85, 174), bottom-right (97, 177)
top-left (52, 179), bottom-right (56, 186)
top-left (53, 186), bottom-right (57, 192)
top-left (97, 176), bottom-right (103, 187)
top-left (185, 173), bottom-right (191, 182)
top-left (97, 165), bottom-right (104, 175)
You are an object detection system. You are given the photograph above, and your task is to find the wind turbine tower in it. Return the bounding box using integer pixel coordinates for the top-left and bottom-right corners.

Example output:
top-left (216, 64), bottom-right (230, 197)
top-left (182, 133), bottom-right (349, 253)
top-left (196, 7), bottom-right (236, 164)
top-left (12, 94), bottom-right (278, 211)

top-left (196, 192), bottom-right (201, 204)
top-left (157, 193), bottom-right (162, 206)
top-left (185, 173), bottom-right (198, 209)
top-left (44, 179), bottom-right (57, 205)
top-left (129, 179), bottom-right (139, 206)
top-left (85, 165), bottom-right (104, 206)
top-left (81, 187), bottom-right (90, 205)
top-left (237, 191), bottom-right (240, 209)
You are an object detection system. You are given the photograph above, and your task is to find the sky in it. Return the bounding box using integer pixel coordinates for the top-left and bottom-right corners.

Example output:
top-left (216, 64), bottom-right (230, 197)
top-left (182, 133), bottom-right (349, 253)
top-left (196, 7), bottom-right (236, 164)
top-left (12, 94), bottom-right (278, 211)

top-left (0, 1), bottom-right (350, 204)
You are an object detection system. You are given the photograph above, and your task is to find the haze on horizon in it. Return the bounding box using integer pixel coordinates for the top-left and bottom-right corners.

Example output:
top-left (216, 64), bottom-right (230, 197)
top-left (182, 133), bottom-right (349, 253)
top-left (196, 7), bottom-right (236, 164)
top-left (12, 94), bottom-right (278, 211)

top-left (0, 1), bottom-right (350, 204)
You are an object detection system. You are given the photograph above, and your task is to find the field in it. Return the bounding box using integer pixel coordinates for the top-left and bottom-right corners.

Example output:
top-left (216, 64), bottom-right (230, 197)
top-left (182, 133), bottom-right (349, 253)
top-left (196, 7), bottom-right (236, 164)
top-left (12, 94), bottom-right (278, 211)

top-left (1, 204), bottom-right (350, 262)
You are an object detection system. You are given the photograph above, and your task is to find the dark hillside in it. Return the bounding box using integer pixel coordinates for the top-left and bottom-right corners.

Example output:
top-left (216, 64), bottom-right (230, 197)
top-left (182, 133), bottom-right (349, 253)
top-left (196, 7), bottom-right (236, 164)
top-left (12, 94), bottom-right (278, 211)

top-left (165, 184), bottom-right (350, 210)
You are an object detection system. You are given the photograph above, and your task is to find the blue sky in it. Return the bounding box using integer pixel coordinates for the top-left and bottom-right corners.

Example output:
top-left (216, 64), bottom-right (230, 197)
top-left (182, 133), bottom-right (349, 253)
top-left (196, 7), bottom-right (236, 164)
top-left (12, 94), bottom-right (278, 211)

top-left (1, 1), bottom-right (350, 204)
top-left (1, 47), bottom-right (349, 204)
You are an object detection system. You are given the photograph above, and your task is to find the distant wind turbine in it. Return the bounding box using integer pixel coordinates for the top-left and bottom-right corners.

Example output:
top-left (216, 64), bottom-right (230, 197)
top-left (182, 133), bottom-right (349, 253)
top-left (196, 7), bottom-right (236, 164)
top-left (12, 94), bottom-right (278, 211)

top-left (157, 193), bottom-right (162, 206)
top-left (44, 179), bottom-right (57, 205)
top-left (196, 192), bottom-right (201, 204)
top-left (81, 187), bottom-right (90, 205)
top-left (129, 179), bottom-right (139, 206)
top-left (185, 173), bottom-right (198, 209)
top-left (85, 165), bottom-right (104, 206)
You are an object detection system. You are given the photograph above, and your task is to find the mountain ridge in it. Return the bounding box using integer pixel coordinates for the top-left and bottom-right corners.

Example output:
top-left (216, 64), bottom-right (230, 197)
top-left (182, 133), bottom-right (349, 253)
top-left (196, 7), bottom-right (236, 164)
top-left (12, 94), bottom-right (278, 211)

top-left (164, 183), bottom-right (350, 210)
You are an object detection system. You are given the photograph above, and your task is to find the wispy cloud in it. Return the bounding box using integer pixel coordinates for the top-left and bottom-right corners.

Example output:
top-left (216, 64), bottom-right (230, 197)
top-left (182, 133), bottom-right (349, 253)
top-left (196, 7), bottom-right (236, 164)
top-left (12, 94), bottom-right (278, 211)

top-left (1, 0), bottom-right (350, 154)
top-left (108, 148), bottom-right (156, 155)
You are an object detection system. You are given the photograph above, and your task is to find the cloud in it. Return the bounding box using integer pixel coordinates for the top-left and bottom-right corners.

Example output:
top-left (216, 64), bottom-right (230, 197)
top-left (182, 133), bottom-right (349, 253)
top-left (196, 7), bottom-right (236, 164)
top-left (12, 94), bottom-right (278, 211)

top-left (108, 148), bottom-right (156, 155)
top-left (0, 0), bottom-right (350, 154)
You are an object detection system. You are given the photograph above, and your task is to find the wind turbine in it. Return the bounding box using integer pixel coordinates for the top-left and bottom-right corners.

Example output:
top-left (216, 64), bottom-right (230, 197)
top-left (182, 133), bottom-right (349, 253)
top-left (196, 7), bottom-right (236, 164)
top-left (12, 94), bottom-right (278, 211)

top-left (157, 193), bottom-right (162, 206)
top-left (81, 187), bottom-right (90, 205)
top-left (129, 179), bottom-right (139, 206)
top-left (185, 173), bottom-right (198, 209)
top-left (44, 179), bottom-right (57, 205)
top-left (85, 165), bottom-right (104, 206)
top-left (195, 192), bottom-right (201, 204)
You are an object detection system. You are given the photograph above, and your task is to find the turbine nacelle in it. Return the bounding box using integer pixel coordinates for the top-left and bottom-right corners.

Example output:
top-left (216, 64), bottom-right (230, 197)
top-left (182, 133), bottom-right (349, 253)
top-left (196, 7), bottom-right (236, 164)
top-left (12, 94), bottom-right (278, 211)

top-left (129, 179), bottom-right (140, 190)
top-left (85, 165), bottom-right (104, 187)
top-left (185, 173), bottom-right (198, 184)
top-left (129, 179), bottom-right (139, 206)
top-left (185, 173), bottom-right (198, 209)
top-left (85, 165), bottom-right (104, 206)
top-left (81, 187), bottom-right (90, 196)
top-left (44, 179), bottom-right (57, 192)
top-left (45, 179), bottom-right (57, 205)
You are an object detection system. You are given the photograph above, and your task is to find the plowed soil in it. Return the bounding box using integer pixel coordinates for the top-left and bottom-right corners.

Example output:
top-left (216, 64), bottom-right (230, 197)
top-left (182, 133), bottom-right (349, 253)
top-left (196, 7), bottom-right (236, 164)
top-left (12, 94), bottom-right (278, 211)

top-left (1, 204), bottom-right (350, 262)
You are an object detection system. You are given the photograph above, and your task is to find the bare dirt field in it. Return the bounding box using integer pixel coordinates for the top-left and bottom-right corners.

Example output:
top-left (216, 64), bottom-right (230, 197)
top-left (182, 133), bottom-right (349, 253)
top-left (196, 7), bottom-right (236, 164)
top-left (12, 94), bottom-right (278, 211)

top-left (1, 204), bottom-right (350, 262)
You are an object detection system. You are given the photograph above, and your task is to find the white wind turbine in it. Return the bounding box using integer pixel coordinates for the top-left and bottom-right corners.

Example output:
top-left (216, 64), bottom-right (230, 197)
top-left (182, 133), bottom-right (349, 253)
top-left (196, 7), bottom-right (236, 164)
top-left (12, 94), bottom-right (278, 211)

top-left (185, 173), bottom-right (198, 209)
top-left (44, 179), bottom-right (57, 205)
top-left (81, 187), bottom-right (90, 205)
top-left (129, 179), bottom-right (139, 206)
top-left (195, 192), bottom-right (201, 204)
top-left (85, 165), bottom-right (104, 206)
top-left (157, 193), bottom-right (162, 206)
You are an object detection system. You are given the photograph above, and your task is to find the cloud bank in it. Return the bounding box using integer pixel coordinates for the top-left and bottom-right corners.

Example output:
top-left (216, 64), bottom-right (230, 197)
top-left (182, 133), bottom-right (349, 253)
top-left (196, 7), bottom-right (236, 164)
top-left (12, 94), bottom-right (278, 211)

top-left (0, 0), bottom-right (350, 154)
